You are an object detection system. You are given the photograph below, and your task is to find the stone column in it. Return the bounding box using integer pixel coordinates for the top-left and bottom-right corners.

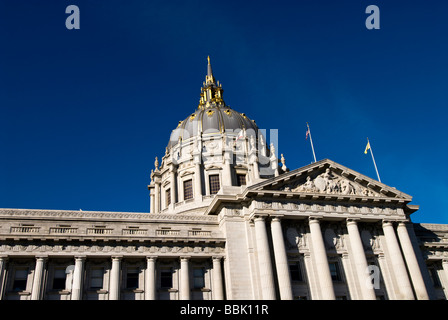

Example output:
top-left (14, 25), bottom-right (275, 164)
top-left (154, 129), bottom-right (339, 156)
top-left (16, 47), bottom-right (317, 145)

top-left (72, 256), bottom-right (85, 300)
top-left (382, 221), bottom-right (414, 300)
top-left (254, 216), bottom-right (276, 300)
top-left (180, 257), bottom-right (190, 300)
top-left (109, 256), bottom-right (122, 300)
top-left (0, 256), bottom-right (8, 300)
top-left (346, 219), bottom-right (376, 300)
top-left (270, 217), bottom-right (293, 300)
top-left (212, 257), bottom-right (224, 300)
top-left (308, 217), bottom-right (335, 300)
top-left (145, 256), bottom-right (157, 300)
top-left (31, 256), bottom-right (47, 300)
top-left (396, 222), bottom-right (429, 300)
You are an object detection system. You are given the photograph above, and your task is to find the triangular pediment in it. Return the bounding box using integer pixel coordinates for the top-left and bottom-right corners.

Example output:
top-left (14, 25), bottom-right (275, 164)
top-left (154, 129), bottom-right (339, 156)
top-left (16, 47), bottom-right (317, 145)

top-left (249, 159), bottom-right (412, 201)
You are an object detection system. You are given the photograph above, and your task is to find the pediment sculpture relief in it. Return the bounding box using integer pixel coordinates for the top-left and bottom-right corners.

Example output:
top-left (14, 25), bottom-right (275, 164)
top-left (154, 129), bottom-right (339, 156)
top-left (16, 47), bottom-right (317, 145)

top-left (282, 168), bottom-right (380, 197)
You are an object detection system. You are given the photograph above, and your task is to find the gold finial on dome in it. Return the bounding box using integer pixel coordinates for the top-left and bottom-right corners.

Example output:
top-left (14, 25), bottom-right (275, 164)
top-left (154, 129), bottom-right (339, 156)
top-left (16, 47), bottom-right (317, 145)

top-left (205, 55), bottom-right (215, 85)
top-left (199, 56), bottom-right (225, 109)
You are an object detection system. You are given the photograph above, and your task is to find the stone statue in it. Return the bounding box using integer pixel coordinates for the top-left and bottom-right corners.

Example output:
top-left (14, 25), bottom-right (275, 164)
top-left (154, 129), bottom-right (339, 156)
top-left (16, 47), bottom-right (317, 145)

top-left (340, 179), bottom-right (354, 195)
top-left (281, 154), bottom-right (287, 171)
top-left (270, 143), bottom-right (276, 156)
top-left (250, 135), bottom-right (255, 150)
top-left (154, 157), bottom-right (159, 169)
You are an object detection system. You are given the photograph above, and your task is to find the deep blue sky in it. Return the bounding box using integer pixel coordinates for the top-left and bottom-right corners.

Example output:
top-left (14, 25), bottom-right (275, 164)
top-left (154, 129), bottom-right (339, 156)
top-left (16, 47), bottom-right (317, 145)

top-left (0, 1), bottom-right (447, 224)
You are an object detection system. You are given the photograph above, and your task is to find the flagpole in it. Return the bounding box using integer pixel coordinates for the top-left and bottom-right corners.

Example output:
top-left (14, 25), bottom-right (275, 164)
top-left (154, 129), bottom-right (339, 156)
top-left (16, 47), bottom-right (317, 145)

top-left (367, 138), bottom-right (381, 183)
top-left (307, 122), bottom-right (317, 163)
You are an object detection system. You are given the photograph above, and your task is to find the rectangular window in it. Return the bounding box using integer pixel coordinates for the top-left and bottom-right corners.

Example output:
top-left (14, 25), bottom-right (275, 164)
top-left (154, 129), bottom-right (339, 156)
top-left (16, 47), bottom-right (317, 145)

top-left (183, 180), bottom-right (193, 200)
top-left (193, 268), bottom-right (205, 289)
top-left (126, 268), bottom-right (139, 289)
top-left (209, 175), bottom-right (220, 195)
top-left (90, 268), bottom-right (104, 289)
top-left (289, 263), bottom-right (303, 282)
top-left (12, 269), bottom-right (28, 291)
top-left (52, 268), bottom-right (67, 290)
top-left (329, 262), bottom-right (342, 281)
top-left (160, 270), bottom-right (173, 289)
top-left (236, 174), bottom-right (246, 186)
top-left (166, 188), bottom-right (171, 207)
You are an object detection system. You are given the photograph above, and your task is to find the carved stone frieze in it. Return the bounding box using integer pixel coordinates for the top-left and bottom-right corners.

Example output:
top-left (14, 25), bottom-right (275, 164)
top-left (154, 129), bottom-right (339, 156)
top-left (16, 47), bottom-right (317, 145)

top-left (0, 243), bottom-right (225, 256)
top-left (257, 200), bottom-right (398, 217)
top-left (281, 168), bottom-right (380, 197)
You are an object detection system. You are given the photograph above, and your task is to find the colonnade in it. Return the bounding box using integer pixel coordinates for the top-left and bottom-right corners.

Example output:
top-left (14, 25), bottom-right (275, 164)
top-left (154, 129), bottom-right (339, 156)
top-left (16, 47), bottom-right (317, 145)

top-left (252, 215), bottom-right (431, 300)
top-left (0, 255), bottom-right (224, 300)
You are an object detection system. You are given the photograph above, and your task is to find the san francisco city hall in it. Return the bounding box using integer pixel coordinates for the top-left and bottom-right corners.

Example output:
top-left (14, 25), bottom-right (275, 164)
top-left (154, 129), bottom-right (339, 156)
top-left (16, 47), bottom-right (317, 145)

top-left (0, 58), bottom-right (447, 300)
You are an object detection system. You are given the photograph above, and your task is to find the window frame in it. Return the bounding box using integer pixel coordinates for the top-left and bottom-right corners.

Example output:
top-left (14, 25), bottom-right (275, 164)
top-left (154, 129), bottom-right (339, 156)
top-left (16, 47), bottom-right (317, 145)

top-left (52, 268), bottom-right (67, 291)
top-left (12, 268), bottom-right (29, 292)
top-left (193, 267), bottom-right (205, 289)
top-left (208, 174), bottom-right (220, 195)
top-left (236, 174), bottom-right (246, 186)
top-left (125, 267), bottom-right (140, 290)
top-left (183, 179), bottom-right (193, 201)
top-left (89, 267), bottom-right (104, 290)
top-left (328, 261), bottom-right (342, 282)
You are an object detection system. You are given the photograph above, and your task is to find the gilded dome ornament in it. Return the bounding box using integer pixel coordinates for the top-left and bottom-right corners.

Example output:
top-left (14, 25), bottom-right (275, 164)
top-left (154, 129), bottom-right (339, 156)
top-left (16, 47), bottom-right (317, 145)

top-left (167, 57), bottom-right (260, 149)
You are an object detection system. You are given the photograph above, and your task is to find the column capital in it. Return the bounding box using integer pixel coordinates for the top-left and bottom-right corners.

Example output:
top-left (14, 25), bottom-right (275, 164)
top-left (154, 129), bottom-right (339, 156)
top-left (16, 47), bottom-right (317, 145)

top-left (111, 255), bottom-right (123, 261)
top-left (270, 215), bottom-right (284, 222)
top-left (253, 214), bottom-right (268, 222)
top-left (146, 255), bottom-right (158, 262)
top-left (308, 216), bottom-right (323, 224)
top-left (212, 256), bottom-right (223, 262)
top-left (0, 255), bottom-right (8, 261)
top-left (382, 219), bottom-right (395, 227)
top-left (74, 255), bottom-right (86, 260)
top-left (397, 221), bottom-right (411, 227)
top-left (35, 255), bottom-right (48, 261)
top-left (346, 218), bottom-right (360, 225)
top-left (341, 252), bottom-right (350, 259)
top-left (303, 251), bottom-right (312, 258)
top-left (180, 256), bottom-right (191, 262)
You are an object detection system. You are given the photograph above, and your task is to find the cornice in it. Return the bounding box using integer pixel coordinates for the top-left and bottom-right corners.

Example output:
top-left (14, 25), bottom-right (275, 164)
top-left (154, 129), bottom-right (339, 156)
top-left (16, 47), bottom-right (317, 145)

top-left (0, 209), bottom-right (218, 223)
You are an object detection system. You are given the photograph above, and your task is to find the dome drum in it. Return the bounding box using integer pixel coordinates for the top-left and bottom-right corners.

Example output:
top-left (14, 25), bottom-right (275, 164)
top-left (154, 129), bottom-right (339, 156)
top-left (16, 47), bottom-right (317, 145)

top-left (149, 57), bottom-right (282, 215)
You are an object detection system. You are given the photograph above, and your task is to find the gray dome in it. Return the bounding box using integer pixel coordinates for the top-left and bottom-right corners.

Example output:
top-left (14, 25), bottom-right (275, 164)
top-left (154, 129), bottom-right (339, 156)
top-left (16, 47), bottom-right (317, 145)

top-left (168, 57), bottom-right (259, 148)
top-left (168, 106), bottom-right (258, 148)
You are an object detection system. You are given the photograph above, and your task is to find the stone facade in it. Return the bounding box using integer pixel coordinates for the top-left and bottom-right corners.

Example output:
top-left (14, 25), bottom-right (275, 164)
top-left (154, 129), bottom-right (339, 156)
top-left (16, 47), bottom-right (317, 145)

top-left (1, 58), bottom-right (447, 300)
